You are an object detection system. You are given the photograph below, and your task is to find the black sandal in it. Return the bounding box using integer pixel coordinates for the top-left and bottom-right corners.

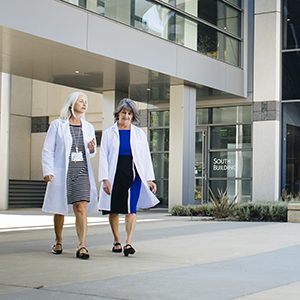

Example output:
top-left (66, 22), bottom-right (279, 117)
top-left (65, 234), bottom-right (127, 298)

top-left (123, 244), bottom-right (135, 257)
top-left (112, 242), bottom-right (122, 253)
top-left (76, 246), bottom-right (90, 259)
top-left (51, 243), bottom-right (62, 255)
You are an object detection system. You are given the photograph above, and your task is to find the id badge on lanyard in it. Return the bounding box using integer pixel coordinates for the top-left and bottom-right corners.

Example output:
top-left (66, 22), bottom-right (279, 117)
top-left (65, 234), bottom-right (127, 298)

top-left (71, 147), bottom-right (83, 162)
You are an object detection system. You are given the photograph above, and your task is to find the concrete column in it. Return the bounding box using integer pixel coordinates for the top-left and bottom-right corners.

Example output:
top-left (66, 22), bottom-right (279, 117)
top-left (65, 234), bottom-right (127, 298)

top-left (102, 90), bottom-right (128, 131)
top-left (0, 73), bottom-right (11, 210)
top-left (169, 85), bottom-right (196, 210)
top-left (252, 0), bottom-right (281, 201)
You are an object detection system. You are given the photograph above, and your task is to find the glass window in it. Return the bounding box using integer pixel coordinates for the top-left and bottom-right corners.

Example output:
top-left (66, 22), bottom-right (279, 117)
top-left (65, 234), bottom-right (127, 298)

top-left (150, 129), bottom-right (169, 151)
top-left (282, 51), bottom-right (300, 100)
top-left (151, 153), bottom-right (169, 179)
top-left (210, 150), bottom-right (252, 178)
top-left (212, 106), bottom-right (251, 123)
top-left (209, 179), bottom-right (251, 203)
top-left (226, 0), bottom-right (241, 7)
top-left (283, 0), bottom-right (300, 49)
top-left (150, 111), bottom-right (170, 127)
top-left (155, 180), bottom-right (169, 206)
top-left (210, 125), bottom-right (251, 150)
top-left (196, 108), bottom-right (209, 125)
top-left (198, 22), bottom-right (220, 59)
top-left (282, 103), bottom-right (300, 194)
top-left (61, 0), bottom-right (242, 67)
top-left (198, 0), bottom-right (241, 37)
top-left (224, 35), bottom-right (240, 66)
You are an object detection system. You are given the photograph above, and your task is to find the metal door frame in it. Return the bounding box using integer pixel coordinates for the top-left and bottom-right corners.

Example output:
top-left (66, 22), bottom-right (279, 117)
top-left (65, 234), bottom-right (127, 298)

top-left (195, 126), bottom-right (208, 204)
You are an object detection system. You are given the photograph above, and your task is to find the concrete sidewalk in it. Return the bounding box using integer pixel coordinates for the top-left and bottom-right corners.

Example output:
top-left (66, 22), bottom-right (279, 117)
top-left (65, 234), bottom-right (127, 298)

top-left (0, 208), bottom-right (300, 299)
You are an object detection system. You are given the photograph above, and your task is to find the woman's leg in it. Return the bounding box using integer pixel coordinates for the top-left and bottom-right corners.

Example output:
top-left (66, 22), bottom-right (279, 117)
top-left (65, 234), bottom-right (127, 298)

top-left (109, 213), bottom-right (121, 250)
top-left (125, 213), bottom-right (137, 246)
top-left (73, 201), bottom-right (88, 252)
top-left (53, 214), bottom-right (64, 251)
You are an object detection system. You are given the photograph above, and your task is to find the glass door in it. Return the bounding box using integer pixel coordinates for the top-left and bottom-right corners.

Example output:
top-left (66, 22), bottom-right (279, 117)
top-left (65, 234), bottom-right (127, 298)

top-left (195, 128), bottom-right (208, 204)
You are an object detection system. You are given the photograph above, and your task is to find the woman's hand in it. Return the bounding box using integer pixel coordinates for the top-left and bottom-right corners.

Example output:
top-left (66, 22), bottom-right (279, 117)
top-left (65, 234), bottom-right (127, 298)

top-left (44, 175), bottom-right (54, 183)
top-left (102, 179), bottom-right (112, 195)
top-left (147, 181), bottom-right (157, 194)
top-left (88, 138), bottom-right (96, 154)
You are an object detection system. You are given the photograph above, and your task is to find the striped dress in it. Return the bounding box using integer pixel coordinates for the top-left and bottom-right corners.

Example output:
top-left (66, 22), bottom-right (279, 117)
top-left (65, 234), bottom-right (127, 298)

top-left (67, 124), bottom-right (90, 204)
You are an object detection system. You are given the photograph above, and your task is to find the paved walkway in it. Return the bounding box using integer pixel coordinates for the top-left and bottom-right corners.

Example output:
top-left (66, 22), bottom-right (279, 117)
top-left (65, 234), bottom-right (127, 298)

top-left (0, 208), bottom-right (300, 299)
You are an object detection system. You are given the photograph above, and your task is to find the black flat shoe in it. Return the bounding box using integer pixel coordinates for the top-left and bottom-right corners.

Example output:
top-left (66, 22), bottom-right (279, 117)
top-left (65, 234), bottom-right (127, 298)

top-left (52, 243), bottom-right (63, 255)
top-left (112, 242), bottom-right (122, 253)
top-left (123, 244), bottom-right (135, 257)
top-left (76, 246), bottom-right (90, 259)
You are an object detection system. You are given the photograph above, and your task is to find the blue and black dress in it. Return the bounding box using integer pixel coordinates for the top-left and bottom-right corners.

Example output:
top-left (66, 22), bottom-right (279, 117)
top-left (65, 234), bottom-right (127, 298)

top-left (103, 129), bottom-right (141, 214)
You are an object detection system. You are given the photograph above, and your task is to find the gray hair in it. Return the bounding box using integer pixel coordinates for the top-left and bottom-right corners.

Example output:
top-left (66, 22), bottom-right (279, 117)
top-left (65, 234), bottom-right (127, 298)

top-left (60, 92), bottom-right (88, 120)
top-left (114, 98), bottom-right (140, 124)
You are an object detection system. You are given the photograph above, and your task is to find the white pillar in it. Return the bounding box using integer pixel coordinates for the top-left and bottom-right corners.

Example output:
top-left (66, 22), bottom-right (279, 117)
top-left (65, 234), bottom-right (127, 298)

top-left (0, 73), bottom-right (11, 210)
top-left (102, 91), bottom-right (116, 131)
top-left (252, 0), bottom-right (281, 201)
top-left (169, 85), bottom-right (196, 210)
top-left (102, 90), bottom-right (128, 131)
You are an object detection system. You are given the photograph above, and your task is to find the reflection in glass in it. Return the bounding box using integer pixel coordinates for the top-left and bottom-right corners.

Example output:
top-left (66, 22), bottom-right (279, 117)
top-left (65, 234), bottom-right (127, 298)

top-left (61, 0), bottom-right (242, 67)
top-left (210, 151), bottom-right (251, 179)
top-left (195, 108), bottom-right (209, 125)
top-left (155, 179), bottom-right (168, 206)
top-left (209, 179), bottom-right (251, 203)
top-left (283, 0), bottom-right (300, 49)
top-left (210, 125), bottom-right (251, 149)
top-left (150, 111), bottom-right (170, 127)
top-left (286, 124), bottom-right (300, 194)
top-left (282, 52), bottom-right (300, 100)
top-left (198, 22), bottom-right (219, 59)
top-left (151, 153), bottom-right (169, 179)
top-left (212, 106), bottom-right (251, 123)
top-left (225, 35), bottom-right (240, 66)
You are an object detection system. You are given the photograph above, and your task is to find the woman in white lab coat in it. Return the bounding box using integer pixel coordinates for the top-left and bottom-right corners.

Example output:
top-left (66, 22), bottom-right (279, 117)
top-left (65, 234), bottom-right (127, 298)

top-left (99, 98), bottom-right (159, 256)
top-left (42, 91), bottom-right (98, 259)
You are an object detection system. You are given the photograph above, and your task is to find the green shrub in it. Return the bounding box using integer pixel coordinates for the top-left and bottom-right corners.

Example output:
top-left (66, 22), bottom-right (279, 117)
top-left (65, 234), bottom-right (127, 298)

top-left (171, 201), bottom-right (289, 222)
top-left (171, 205), bottom-right (191, 216)
top-left (234, 201), bottom-right (288, 222)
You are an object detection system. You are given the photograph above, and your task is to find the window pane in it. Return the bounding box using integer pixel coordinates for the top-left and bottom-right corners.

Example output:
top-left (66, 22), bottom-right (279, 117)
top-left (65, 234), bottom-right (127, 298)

top-left (213, 107), bottom-right (237, 123)
top-left (150, 111), bottom-right (169, 127)
top-left (155, 179), bottom-right (169, 206)
top-left (211, 125), bottom-right (251, 149)
top-left (210, 151), bottom-right (251, 178)
top-left (164, 128), bottom-right (169, 151)
top-left (226, 0), bottom-right (241, 7)
top-left (282, 51), bottom-right (300, 100)
top-left (151, 153), bottom-right (169, 178)
top-left (150, 129), bottom-right (164, 151)
top-left (212, 106), bottom-right (251, 123)
top-left (283, 0), bottom-right (300, 49)
top-left (225, 5), bottom-right (241, 36)
top-left (286, 124), bottom-right (300, 194)
top-left (196, 108), bottom-right (209, 125)
top-left (209, 179), bottom-right (251, 203)
top-left (197, 22), bottom-right (220, 59)
top-left (225, 35), bottom-right (240, 66)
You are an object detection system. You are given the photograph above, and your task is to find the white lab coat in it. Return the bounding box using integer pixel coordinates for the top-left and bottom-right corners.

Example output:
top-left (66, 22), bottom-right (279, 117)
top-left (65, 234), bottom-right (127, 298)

top-left (98, 122), bottom-right (159, 211)
top-left (42, 118), bottom-right (98, 215)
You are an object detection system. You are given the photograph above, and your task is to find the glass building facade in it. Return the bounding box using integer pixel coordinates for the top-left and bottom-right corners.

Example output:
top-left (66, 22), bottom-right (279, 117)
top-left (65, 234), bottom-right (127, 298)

top-left (195, 105), bottom-right (252, 203)
top-left (58, 0), bottom-right (246, 206)
top-left (62, 0), bottom-right (243, 67)
top-left (282, 0), bottom-right (300, 196)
